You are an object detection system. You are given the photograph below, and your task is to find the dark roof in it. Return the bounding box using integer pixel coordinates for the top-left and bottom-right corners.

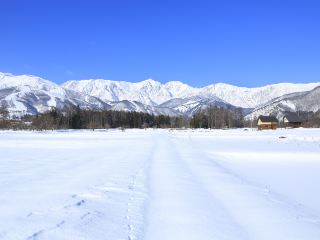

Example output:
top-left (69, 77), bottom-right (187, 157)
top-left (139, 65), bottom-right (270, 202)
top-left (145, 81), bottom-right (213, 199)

top-left (257, 115), bottom-right (278, 123)
top-left (284, 115), bottom-right (302, 123)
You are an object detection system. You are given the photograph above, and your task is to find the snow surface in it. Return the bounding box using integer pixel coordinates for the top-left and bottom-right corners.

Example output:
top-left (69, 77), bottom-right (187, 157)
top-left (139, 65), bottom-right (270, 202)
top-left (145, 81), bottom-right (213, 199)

top-left (0, 129), bottom-right (320, 239)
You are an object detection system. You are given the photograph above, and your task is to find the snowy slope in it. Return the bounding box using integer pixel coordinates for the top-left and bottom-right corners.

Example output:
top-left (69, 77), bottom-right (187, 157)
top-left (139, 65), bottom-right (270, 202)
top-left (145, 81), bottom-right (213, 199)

top-left (198, 82), bottom-right (320, 108)
top-left (109, 100), bottom-right (181, 116)
top-left (159, 95), bottom-right (235, 116)
top-left (0, 72), bottom-right (108, 116)
top-left (0, 72), bottom-right (66, 98)
top-left (62, 79), bottom-right (198, 106)
top-left (62, 78), bottom-right (320, 108)
top-left (1, 129), bottom-right (320, 239)
top-left (246, 86), bottom-right (320, 119)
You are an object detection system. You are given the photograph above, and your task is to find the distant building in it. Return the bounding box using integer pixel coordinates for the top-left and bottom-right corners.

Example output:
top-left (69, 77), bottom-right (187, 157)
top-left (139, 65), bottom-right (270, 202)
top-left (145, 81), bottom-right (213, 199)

top-left (257, 116), bottom-right (278, 130)
top-left (283, 115), bottom-right (302, 128)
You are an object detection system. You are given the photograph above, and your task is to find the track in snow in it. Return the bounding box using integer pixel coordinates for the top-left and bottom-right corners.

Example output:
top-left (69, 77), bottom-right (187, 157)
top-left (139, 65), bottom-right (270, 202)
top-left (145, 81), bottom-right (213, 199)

top-left (145, 132), bottom-right (320, 240)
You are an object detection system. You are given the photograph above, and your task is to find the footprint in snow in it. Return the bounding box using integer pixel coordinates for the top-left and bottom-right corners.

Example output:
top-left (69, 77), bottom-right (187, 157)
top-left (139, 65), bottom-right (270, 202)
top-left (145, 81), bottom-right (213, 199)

top-left (76, 199), bottom-right (85, 206)
top-left (26, 220), bottom-right (66, 240)
top-left (80, 212), bottom-right (91, 220)
top-left (63, 199), bottom-right (85, 209)
top-left (56, 220), bottom-right (65, 228)
top-left (26, 229), bottom-right (44, 240)
top-left (26, 212), bottom-right (33, 218)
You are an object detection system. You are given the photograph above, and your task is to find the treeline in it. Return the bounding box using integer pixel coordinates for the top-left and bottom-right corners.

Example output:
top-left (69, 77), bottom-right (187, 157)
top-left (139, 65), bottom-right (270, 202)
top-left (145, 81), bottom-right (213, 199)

top-left (293, 110), bottom-right (320, 128)
top-left (28, 106), bottom-right (245, 130)
top-left (29, 106), bottom-right (188, 130)
top-left (0, 101), bottom-right (9, 118)
top-left (1, 105), bottom-right (245, 130)
top-left (0, 101), bottom-right (10, 128)
top-left (190, 107), bottom-right (244, 128)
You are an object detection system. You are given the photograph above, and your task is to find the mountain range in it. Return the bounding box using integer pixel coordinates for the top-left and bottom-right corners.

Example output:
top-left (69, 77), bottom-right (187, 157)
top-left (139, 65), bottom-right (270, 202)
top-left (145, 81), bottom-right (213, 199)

top-left (1, 72), bottom-right (319, 119)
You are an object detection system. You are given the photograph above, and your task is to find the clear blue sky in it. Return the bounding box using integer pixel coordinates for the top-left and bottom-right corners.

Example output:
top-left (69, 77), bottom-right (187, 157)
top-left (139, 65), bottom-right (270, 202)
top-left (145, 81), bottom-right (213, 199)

top-left (1, 0), bottom-right (320, 87)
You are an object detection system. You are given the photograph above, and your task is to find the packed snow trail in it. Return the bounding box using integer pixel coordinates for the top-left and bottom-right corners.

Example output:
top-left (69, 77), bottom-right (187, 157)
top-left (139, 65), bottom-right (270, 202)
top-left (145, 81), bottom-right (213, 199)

top-left (165, 133), bottom-right (320, 240)
top-left (145, 133), bottom-right (250, 240)
top-left (0, 129), bottom-right (320, 239)
top-left (144, 131), bottom-right (320, 240)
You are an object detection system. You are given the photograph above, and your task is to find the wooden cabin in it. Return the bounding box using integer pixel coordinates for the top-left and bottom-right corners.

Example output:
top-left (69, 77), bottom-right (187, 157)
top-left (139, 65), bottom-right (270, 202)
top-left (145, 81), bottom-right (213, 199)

top-left (257, 116), bottom-right (278, 130)
top-left (283, 115), bottom-right (302, 128)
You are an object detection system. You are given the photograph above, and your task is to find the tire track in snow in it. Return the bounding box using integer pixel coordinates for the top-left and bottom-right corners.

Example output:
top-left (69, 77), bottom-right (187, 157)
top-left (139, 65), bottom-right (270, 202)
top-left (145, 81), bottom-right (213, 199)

top-left (124, 134), bottom-right (156, 240)
top-left (144, 132), bottom-right (250, 240)
top-left (171, 133), bottom-right (320, 240)
top-left (126, 169), bottom-right (148, 240)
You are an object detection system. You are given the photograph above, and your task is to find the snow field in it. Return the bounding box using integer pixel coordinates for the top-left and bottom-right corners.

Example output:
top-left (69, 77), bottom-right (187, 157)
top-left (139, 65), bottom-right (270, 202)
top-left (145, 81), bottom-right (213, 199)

top-left (0, 128), bottom-right (320, 239)
top-left (0, 130), bottom-right (153, 240)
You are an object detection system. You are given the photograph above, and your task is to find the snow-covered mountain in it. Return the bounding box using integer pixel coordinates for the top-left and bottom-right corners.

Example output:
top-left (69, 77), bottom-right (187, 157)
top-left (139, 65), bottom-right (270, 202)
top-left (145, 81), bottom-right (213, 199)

top-left (198, 82), bottom-right (320, 108)
top-left (246, 86), bottom-right (320, 120)
top-left (0, 72), bottom-right (108, 117)
top-left (62, 79), bottom-right (198, 106)
top-left (159, 96), bottom-right (234, 117)
top-left (63, 79), bottom-right (320, 108)
top-left (108, 100), bottom-right (181, 116)
top-left (1, 72), bottom-right (320, 118)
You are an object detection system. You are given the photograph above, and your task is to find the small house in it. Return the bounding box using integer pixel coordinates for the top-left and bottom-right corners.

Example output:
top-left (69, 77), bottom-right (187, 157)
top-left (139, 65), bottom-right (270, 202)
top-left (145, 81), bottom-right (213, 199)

top-left (283, 115), bottom-right (302, 128)
top-left (257, 116), bottom-right (278, 130)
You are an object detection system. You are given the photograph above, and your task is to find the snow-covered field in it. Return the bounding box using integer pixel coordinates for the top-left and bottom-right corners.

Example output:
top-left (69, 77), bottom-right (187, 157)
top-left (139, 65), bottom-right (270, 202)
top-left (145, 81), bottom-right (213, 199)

top-left (0, 128), bottom-right (320, 240)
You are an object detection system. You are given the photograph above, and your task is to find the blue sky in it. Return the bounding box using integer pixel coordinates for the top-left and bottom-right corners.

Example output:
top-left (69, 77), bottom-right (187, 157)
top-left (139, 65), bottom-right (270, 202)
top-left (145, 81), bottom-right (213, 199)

top-left (1, 0), bottom-right (320, 87)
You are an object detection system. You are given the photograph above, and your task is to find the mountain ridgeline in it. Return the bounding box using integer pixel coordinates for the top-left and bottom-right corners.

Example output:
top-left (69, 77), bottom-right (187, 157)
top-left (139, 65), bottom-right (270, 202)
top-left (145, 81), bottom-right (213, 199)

top-left (1, 72), bottom-right (320, 124)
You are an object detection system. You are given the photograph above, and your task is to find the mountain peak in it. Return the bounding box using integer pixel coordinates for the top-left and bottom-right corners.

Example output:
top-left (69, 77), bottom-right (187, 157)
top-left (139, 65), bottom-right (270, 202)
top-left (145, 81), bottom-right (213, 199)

top-left (0, 72), bottom-right (61, 91)
top-left (137, 79), bottom-right (161, 85)
top-left (0, 72), bottom-right (14, 78)
top-left (164, 81), bottom-right (189, 87)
